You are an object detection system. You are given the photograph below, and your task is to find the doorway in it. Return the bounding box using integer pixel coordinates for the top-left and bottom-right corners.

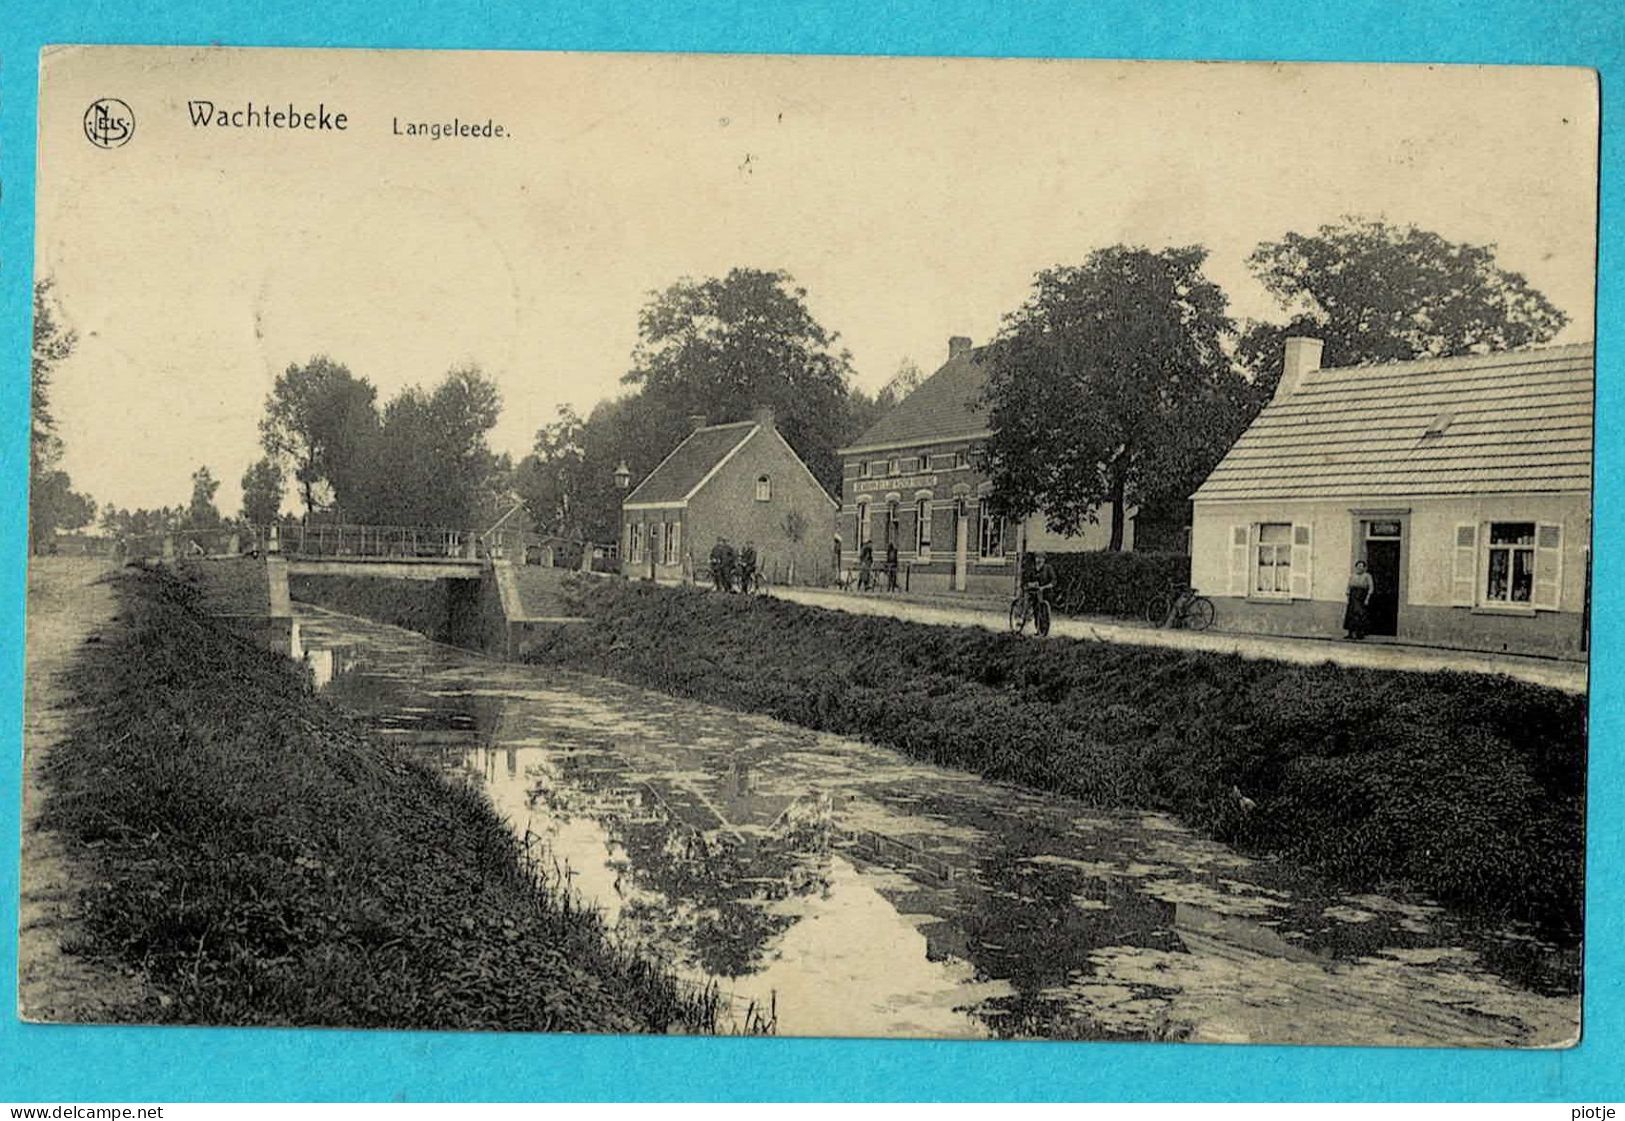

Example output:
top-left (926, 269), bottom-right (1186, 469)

top-left (1360, 519), bottom-right (1403, 637)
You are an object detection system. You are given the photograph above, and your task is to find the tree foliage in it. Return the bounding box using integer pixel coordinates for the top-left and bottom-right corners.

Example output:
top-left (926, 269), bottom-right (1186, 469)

top-left (980, 246), bottom-right (1248, 550)
top-left (29, 280), bottom-right (96, 553)
top-left (1239, 216), bottom-right (1569, 392)
top-left (186, 466), bottom-right (222, 529)
top-left (359, 366), bottom-right (505, 527)
top-left (518, 268), bottom-right (867, 548)
top-left (513, 405), bottom-right (588, 539)
top-left (101, 504), bottom-right (184, 543)
top-left (240, 457), bottom-right (286, 526)
top-left (259, 356), bottom-right (380, 517)
top-left (623, 268), bottom-right (854, 491)
top-left (844, 357), bottom-right (924, 446)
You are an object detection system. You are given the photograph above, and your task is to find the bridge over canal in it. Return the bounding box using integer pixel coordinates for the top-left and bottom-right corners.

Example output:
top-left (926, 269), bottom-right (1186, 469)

top-left (123, 523), bottom-right (591, 657)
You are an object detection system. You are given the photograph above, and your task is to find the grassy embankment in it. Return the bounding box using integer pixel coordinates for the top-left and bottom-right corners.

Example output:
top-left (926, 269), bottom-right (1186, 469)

top-left (525, 578), bottom-right (1586, 943)
top-left (36, 567), bottom-right (732, 1031)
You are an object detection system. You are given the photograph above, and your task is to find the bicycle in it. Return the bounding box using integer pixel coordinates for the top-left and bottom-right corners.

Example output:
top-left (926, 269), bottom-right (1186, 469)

top-left (1143, 582), bottom-right (1216, 631)
top-left (1009, 586), bottom-right (1053, 635)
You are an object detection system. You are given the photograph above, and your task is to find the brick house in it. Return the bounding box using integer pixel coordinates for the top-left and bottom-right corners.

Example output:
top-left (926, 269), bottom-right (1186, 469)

top-left (621, 408), bottom-right (838, 585)
top-left (837, 337), bottom-right (1130, 595)
top-left (1189, 338), bottom-right (1593, 657)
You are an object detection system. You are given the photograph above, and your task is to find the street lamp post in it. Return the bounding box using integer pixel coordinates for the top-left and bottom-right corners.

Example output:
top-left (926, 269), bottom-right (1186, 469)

top-left (613, 460), bottom-right (633, 577)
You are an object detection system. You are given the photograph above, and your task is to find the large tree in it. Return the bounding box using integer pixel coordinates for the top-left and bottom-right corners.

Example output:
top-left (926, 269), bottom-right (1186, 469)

top-left (622, 268), bottom-right (854, 491)
top-left (185, 465), bottom-right (222, 529)
top-left (980, 245), bottom-right (1246, 551)
top-left (28, 280), bottom-right (96, 553)
top-left (259, 356), bottom-right (380, 518)
top-left (361, 366), bottom-right (504, 528)
top-left (240, 457), bottom-right (286, 526)
top-left (513, 404), bottom-right (588, 540)
top-left (1239, 216), bottom-right (1569, 393)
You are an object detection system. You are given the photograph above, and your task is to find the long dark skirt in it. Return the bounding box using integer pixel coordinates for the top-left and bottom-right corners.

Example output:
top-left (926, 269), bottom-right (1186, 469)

top-left (1343, 587), bottom-right (1370, 637)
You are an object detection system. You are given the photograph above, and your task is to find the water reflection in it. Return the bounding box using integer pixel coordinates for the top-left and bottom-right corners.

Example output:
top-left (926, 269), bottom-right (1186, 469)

top-left (293, 603), bottom-right (1579, 1046)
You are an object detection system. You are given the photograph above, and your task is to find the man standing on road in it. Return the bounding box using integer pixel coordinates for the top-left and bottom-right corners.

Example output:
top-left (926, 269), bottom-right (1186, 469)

top-left (709, 536), bottom-right (729, 592)
top-left (885, 540), bottom-right (899, 592)
top-left (719, 537), bottom-right (737, 592)
top-left (739, 540), bottom-right (758, 592)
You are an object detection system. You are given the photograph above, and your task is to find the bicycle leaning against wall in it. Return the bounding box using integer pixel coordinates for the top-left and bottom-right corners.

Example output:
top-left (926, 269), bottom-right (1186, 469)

top-left (1143, 581), bottom-right (1216, 631)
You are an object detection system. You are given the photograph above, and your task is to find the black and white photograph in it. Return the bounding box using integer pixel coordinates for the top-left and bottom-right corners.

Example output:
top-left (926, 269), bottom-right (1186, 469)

top-left (20, 46), bottom-right (1596, 1047)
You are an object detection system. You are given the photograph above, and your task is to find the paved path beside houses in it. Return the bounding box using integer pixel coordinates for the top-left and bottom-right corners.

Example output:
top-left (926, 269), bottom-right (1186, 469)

top-left (771, 586), bottom-right (1589, 695)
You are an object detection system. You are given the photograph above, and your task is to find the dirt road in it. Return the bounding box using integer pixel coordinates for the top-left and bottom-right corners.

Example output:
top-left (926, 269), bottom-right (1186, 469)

top-left (773, 586), bottom-right (1588, 694)
top-left (17, 556), bottom-right (136, 1021)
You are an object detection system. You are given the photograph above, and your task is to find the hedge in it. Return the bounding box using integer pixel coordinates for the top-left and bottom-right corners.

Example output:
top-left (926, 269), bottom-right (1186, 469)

top-left (1043, 550), bottom-right (1191, 618)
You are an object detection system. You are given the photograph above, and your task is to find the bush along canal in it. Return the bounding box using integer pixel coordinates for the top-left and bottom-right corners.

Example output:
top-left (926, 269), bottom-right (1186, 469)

top-left (287, 578), bottom-right (1581, 1045)
top-left (33, 567), bottom-right (735, 1033)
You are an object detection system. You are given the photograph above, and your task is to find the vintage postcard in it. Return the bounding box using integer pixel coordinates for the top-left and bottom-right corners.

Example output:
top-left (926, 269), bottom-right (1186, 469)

top-left (21, 46), bottom-right (1595, 1046)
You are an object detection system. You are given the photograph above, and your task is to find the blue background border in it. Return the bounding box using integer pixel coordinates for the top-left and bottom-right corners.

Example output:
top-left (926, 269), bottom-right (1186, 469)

top-left (2, 0), bottom-right (1621, 1102)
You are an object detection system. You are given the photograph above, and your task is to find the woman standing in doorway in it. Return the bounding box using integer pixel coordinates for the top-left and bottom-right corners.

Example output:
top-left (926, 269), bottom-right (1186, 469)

top-left (1344, 560), bottom-right (1375, 640)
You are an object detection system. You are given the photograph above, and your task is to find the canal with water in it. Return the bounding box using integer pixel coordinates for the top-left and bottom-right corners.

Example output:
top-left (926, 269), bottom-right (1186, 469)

top-left (291, 603), bottom-right (1580, 1046)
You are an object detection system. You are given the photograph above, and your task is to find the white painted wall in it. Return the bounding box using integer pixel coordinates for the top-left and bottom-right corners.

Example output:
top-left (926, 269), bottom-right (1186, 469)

top-left (1192, 494), bottom-right (1590, 613)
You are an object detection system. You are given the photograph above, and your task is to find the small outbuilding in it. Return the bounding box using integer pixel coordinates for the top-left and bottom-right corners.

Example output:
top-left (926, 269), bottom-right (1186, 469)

top-left (1189, 338), bottom-right (1592, 657)
top-left (620, 408), bottom-right (838, 585)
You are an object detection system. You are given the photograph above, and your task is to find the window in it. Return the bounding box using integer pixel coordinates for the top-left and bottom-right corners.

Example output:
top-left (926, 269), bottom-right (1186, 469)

top-left (662, 521), bottom-right (681, 566)
top-left (1484, 522), bottom-right (1536, 604)
top-left (1254, 523), bottom-right (1292, 595)
top-left (911, 455), bottom-right (926, 474)
top-left (915, 498), bottom-right (931, 555)
top-left (954, 451), bottom-right (969, 470)
top-left (856, 500), bottom-right (871, 546)
top-left (755, 474), bottom-right (771, 502)
top-left (628, 522), bottom-right (645, 563)
top-left (978, 508), bottom-right (1004, 559)
top-left (886, 500), bottom-right (901, 547)
top-left (888, 458), bottom-right (901, 477)
top-left (856, 461), bottom-right (869, 479)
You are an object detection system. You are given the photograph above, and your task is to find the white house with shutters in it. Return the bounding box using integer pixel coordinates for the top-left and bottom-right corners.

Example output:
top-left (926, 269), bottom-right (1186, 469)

top-left (1189, 337), bottom-right (1592, 658)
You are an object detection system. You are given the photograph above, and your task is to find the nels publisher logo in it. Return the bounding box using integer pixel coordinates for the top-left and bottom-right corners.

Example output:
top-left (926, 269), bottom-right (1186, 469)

top-left (83, 98), bottom-right (135, 149)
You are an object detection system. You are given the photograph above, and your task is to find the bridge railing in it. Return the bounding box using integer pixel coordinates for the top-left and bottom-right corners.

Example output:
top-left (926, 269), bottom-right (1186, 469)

top-left (118, 527), bottom-right (261, 562)
top-left (116, 524), bottom-right (481, 564)
top-left (275, 523), bottom-right (477, 560)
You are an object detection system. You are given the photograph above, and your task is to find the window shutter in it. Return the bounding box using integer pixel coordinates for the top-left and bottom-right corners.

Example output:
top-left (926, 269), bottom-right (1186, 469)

top-left (1451, 523), bottom-right (1478, 606)
top-left (669, 521), bottom-right (681, 564)
top-left (1534, 523), bottom-right (1563, 610)
top-left (1227, 525), bottom-right (1249, 596)
top-left (1290, 523), bottom-right (1313, 599)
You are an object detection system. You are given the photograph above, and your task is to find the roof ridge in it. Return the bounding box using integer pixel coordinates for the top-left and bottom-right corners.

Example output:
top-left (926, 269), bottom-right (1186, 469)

top-left (622, 421), bottom-right (757, 505)
top-left (1308, 340), bottom-right (1594, 379)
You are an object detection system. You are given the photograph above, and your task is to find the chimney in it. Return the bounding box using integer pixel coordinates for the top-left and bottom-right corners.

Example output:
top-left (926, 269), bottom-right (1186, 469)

top-left (687, 413), bottom-right (709, 431)
top-left (751, 405), bottom-right (776, 428)
top-left (1276, 336), bottom-right (1324, 400)
top-left (948, 336), bottom-right (973, 360)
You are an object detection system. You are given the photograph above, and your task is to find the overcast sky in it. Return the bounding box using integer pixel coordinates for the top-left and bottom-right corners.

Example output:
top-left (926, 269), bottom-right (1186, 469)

top-left (36, 47), bottom-right (1598, 518)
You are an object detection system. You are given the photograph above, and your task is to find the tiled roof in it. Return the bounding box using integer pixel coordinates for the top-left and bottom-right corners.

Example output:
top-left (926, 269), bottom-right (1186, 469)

top-left (623, 421), bottom-right (757, 506)
top-left (1192, 342), bottom-right (1594, 502)
top-left (841, 349), bottom-right (991, 453)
